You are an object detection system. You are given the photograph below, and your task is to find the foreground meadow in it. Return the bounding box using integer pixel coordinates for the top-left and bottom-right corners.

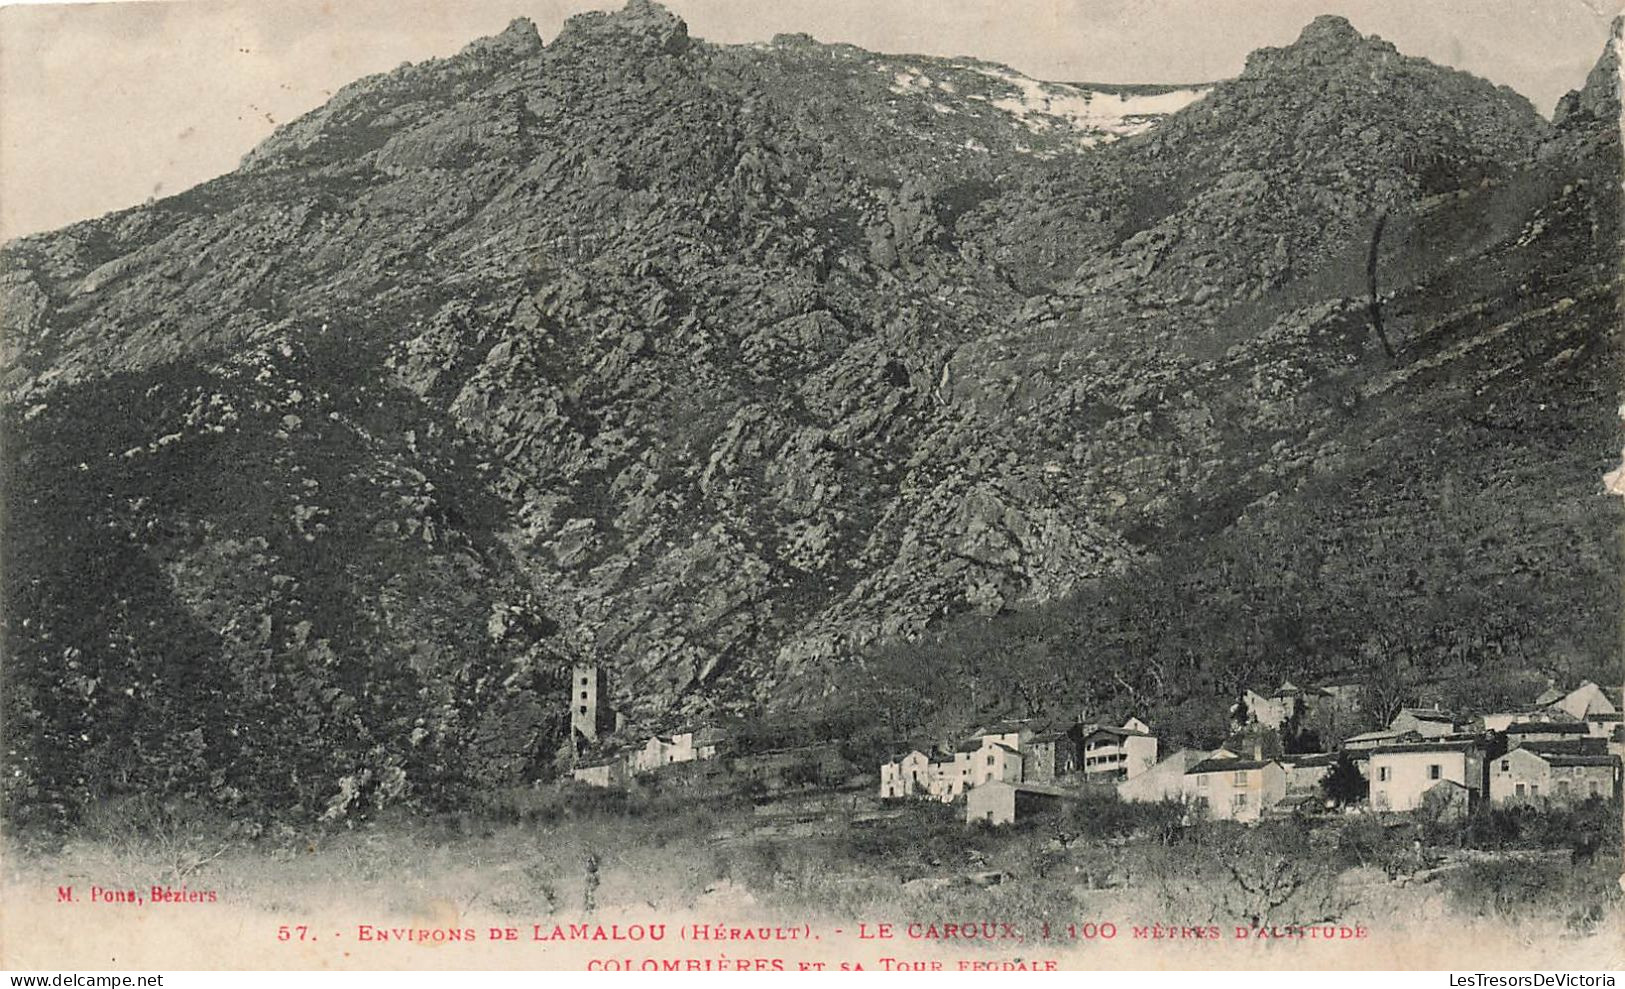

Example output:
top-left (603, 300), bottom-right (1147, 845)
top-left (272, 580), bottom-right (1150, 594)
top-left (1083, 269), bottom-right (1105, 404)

top-left (3, 786), bottom-right (1621, 969)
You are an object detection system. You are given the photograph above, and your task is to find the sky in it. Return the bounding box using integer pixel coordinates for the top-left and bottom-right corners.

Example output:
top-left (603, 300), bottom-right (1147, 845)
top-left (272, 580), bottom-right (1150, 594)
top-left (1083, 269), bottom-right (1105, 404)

top-left (0, 0), bottom-right (1617, 243)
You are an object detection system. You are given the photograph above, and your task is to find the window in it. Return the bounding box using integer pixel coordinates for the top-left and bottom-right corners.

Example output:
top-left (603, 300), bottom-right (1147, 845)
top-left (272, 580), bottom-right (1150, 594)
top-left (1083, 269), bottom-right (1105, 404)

top-left (987, 755), bottom-right (995, 766)
top-left (1233, 771), bottom-right (1248, 786)
top-left (579, 691), bottom-right (588, 701)
top-left (1197, 775), bottom-right (1209, 788)
top-left (1515, 783), bottom-right (1526, 797)
top-left (1428, 764), bottom-right (1441, 781)
top-left (1377, 766), bottom-right (1391, 782)
top-left (1556, 781), bottom-right (1570, 796)
top-left (1590, 781), bottom-right (1602, 796)
top-left (1530, 784), bottom-right (1539, 797)
top-left (1233, 793), bottom-right (1248, 809)
top-left (577, 705), bottom-right (586, 715)
top-left (1500, 760), bottom-right (1509, 771)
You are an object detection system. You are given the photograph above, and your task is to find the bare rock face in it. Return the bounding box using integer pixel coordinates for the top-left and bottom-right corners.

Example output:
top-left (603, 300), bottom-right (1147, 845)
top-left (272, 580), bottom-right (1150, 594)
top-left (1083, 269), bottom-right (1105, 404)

top-left (1, 8), bottom-right (1619, 818)
top-left (1556, 16), bottom-right (1622, 127)
top-left (555, 0), bottom-right (690, 55)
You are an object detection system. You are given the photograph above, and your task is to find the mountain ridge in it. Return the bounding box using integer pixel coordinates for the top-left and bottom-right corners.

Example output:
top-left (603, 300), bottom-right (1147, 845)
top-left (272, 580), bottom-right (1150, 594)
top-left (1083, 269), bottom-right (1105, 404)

top-left (2, 3), bottom-right (1619, 820)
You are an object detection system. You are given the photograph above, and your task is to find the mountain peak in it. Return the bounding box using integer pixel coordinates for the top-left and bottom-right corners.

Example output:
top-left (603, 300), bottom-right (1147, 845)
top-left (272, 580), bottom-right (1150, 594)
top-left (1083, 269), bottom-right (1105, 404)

top-left (457, 15), bottom-right (543, 60)
top-left (498, 16), bottom-right (542, 45)
top-left (1297, 14), bottom-right (1362, 46)
top-left (556, 0), bottom-right (691, 54)
top-left (1553, 14), bottom-right (1622, 127)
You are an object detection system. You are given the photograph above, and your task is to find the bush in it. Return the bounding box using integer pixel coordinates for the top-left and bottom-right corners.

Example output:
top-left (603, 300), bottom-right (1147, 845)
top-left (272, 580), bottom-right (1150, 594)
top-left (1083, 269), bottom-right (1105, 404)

top-left (1059, 793), bottom-right (1186, 844)
top-left (1332, 814), bottom-right (1421, 876)
top-left (1443, 857), bottom-right (1622, 934)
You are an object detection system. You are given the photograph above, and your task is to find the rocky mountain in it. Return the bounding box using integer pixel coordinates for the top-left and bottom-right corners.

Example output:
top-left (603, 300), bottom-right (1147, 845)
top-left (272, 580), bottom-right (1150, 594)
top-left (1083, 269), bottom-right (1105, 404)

top-left (3, 2), bottom-right (1620, 819)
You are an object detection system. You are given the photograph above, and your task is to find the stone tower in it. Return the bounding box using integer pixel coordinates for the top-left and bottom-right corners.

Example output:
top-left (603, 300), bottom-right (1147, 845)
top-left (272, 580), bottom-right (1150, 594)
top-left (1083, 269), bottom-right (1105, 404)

top-left (571, 664), bottom-right (609, 744)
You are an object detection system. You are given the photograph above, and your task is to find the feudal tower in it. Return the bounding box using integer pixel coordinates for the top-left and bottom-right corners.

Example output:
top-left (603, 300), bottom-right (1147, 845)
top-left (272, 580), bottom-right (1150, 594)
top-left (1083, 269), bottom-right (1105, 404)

top-left (571, 664), bottom-right (611, 744)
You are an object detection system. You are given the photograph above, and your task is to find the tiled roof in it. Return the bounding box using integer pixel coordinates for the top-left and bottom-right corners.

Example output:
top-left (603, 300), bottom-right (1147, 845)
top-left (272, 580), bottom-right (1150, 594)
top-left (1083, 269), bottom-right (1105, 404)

top-left (1284, 752), bottom-right (1339, 767)
top-left (1505, 721), bottom-right (1589, 735)
top-left (1529, 752), bottom-right (1620, 768)
top-left (1007, 781), bottom-right (1086, 798)
top-left (1521, 738), bottom-right (1608, 756)
top-left (1187, 757), bottom-right (1274, 775)
top-left (885, 748), bottom-right (930, 763)
top-left (1275, 681), bottom-right (1330, 697)
top-left (1369, 740), bottom-right (1480, 756)
top-left (1086, 724), bottom-right (1151, 740)
top-left (1343, 730), bottom-right (1403, 742)
top-left (1397, 708), bottom-right (1455, 723)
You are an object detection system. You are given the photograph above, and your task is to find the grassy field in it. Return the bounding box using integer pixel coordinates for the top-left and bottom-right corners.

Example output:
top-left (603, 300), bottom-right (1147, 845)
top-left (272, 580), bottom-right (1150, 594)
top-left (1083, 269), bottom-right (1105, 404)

top-left (3, 787), bottom-right (1622, 969)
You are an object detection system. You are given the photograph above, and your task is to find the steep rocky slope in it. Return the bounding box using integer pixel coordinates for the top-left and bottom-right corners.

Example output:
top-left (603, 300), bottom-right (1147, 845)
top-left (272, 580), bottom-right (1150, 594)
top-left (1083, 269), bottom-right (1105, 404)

top-left (2, 3), bottom-right (1619, 818)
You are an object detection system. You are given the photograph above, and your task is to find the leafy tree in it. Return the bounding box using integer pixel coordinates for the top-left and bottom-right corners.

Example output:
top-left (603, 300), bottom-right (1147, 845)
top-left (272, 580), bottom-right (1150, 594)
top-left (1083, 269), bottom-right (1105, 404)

top-left (1320, 753), bottom-right (1368, 807)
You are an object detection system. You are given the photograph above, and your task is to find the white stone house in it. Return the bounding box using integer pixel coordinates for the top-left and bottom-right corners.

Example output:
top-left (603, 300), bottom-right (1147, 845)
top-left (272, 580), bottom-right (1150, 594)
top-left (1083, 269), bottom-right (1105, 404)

top-left (1119, 748), bottom-right (1206, 803)
top-left (971, 739), bottom-right (1024, 788)
top-left (1080, 718), bottom-right (1158, 782)
top-left (1368, 740), bottom-right (1484, 812)
top-left (965, 780), bottom-right (1079, 827)
top-left (879, 750), bottom-right (932, 799)
top-left (1182, 755), bottom-right (1287, 823)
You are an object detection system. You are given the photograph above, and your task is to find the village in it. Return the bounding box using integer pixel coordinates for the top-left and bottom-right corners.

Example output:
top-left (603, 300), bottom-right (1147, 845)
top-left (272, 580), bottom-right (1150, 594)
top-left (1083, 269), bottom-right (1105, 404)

top-left (565, 662), bottom-right (1624, 835)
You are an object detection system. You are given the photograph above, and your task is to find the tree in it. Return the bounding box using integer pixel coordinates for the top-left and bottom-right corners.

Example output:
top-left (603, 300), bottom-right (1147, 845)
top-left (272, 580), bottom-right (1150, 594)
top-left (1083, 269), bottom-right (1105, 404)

top-left (1230, 694), bottom-right (1251, 730)
top-left (1282, 699), bottom-right (1323, 754)
top-left (1321, 753), bottom-right (1368, 807)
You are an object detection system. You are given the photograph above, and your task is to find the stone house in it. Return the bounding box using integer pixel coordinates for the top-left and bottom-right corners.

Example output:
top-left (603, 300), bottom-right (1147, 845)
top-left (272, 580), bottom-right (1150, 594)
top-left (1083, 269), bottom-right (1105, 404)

top-left (1119, 748), bottom-right (1206, 803)
top-left (1182, 756), bottom-right (1287, 823)
top-left (879, 749), bottom-right (932, 799)
top-left (631, 734), bottom-right (675, 773)
top-left (1080, 718), bottom-right (1158, 782)
top-left (572, 756), bottom-right (628, 788)
top-left (1538, 681), bottom-right (1618, 722)
top-left (970, 739), bottom-right (1025, 788)
top-left (925, 756), bottom-right (970, 802)
top-left (1368, 739), bottom-right (1484, 812)
top-left (1504, 720), bottom-right (1592, 748)
top-left (1489, 744), bottom-right (1621, 804)
top-left (965, 780), bottom-right (1080, 827)
top-left (1482, 709), bottom-right (1578, 733)
top-left (1389, 708), bottom-right (1457, 738)
top-left (1241, 681), bottom-right (1332, 731)
top-left (972, 720), bottom-right (1036, 752)
top-left (1341, 728), bottom-right (1415, 751)
top-left (1315, 679), bottom-right (1365, 714)
top-left (1024, 732), bottom-right (1067, 781)
top-left (1281, 752), bottom-right (1343, 793)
